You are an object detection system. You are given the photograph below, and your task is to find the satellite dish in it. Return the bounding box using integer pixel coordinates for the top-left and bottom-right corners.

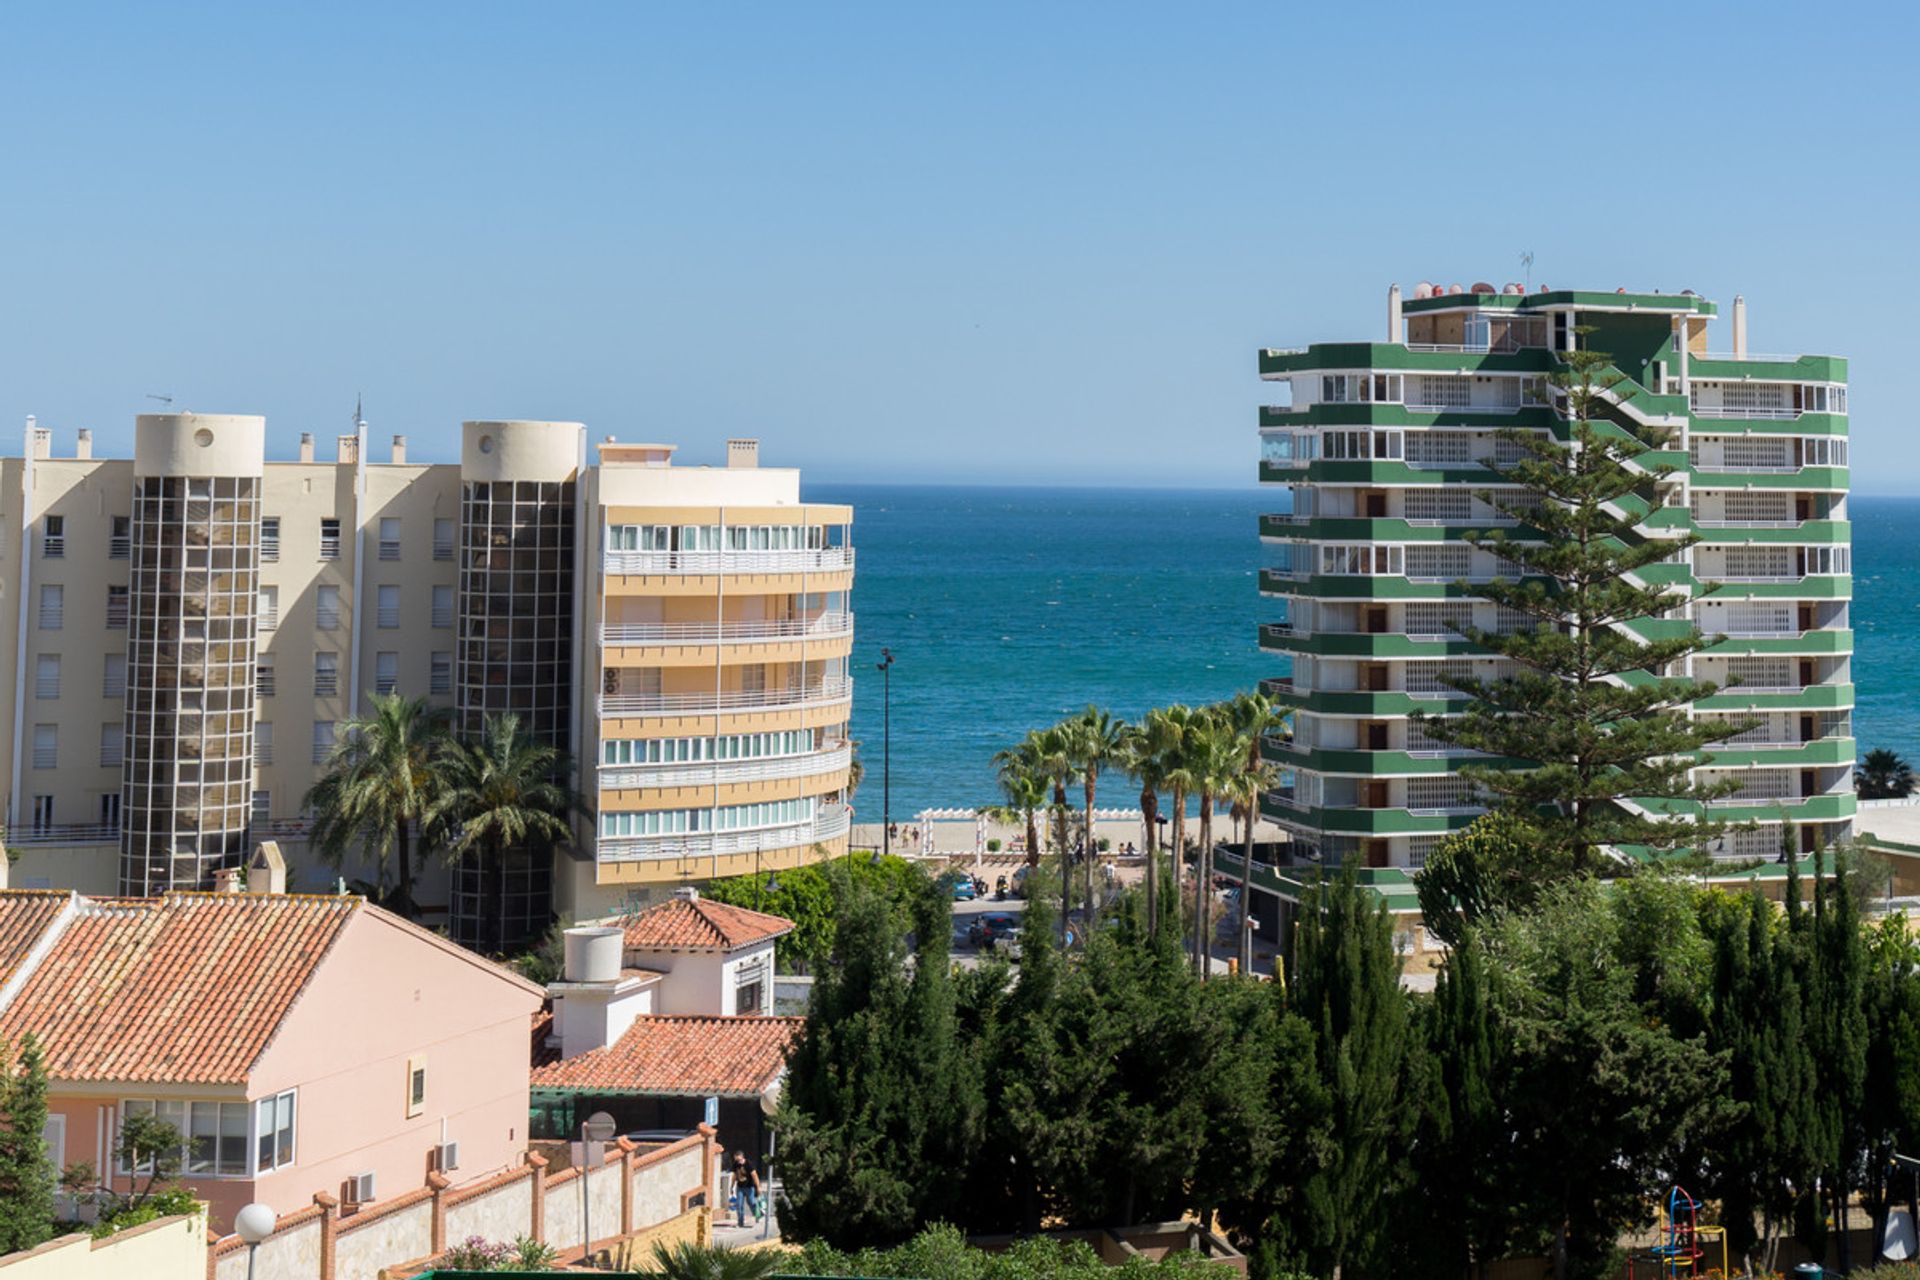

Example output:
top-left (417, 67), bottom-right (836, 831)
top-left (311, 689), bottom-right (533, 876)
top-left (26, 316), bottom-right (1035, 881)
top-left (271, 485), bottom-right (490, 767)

top-left (1885, 1207), bottom-right (1916, 1260)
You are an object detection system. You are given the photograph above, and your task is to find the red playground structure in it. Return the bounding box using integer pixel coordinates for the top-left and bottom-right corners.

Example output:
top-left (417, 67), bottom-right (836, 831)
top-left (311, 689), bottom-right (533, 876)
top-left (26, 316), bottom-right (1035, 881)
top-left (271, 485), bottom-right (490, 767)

top-left (1629, 1185), bottom-right (1727, 1280)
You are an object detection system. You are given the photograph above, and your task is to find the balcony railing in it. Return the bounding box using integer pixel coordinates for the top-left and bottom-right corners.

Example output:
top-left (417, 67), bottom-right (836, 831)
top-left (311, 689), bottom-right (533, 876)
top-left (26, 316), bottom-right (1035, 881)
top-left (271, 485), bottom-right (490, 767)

top-left (599, 614), bottom-right (854, 646)
top-left (599, 743), bottom-right (853, 792)
top-left (597, 803), bottom-right (851, 863)
top-left (602, 547), bottom-right (855, 576)
top-left (1690, 405), bottom-right (1803, 421)
top-left (598, 677), bottom-right (853, 718)
top-left (10, 822), bottom-right (119, 847)
top-left (378, 540), bottom-right (401, 561)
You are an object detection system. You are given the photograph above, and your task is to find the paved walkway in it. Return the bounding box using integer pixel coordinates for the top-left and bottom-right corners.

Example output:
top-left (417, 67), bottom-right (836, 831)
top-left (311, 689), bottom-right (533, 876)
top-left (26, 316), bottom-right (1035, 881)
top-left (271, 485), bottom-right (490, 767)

top-left (712, 1179), bottom-right (781, 1248)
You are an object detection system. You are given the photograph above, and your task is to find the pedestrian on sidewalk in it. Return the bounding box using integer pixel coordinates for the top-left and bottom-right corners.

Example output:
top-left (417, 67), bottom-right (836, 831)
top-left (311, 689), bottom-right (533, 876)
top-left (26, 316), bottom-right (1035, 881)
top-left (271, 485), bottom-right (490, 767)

top-left (731, 1150), bottom-right (762, 1228)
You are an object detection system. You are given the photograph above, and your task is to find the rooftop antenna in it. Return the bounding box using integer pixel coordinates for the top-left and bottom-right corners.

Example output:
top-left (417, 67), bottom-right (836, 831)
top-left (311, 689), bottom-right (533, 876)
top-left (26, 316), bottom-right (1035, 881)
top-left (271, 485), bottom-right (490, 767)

top-left (352, 392), bottom-right (366, 431)
top-left (1520, 251), bottom-right (1535, 291)
top-left (145, 394), bottom-right (173, 408)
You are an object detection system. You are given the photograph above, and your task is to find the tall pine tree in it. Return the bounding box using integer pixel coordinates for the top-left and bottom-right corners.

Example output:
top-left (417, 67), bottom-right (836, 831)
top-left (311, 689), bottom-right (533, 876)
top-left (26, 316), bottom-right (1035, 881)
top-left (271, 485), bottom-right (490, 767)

top-left (1416, 344), bottom-right (1749, 871)
top-left (0, 1034), bottom-right (55, 1254)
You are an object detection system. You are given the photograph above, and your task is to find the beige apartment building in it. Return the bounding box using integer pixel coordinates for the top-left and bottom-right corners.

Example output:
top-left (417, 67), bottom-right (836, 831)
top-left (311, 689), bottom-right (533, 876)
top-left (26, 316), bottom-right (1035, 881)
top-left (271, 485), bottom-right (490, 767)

top-left (0, 414), bottom-right (854, 951)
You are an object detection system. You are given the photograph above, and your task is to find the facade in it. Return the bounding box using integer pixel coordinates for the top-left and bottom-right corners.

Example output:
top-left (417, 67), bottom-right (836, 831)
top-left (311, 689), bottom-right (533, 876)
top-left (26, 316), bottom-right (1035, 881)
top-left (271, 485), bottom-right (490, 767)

top-left (1255, 284), bottom-right (1853, 900)
top-left (0, 885), bottom-right (546, 1232)
top-left (0, 416), bottom-right (854, 944)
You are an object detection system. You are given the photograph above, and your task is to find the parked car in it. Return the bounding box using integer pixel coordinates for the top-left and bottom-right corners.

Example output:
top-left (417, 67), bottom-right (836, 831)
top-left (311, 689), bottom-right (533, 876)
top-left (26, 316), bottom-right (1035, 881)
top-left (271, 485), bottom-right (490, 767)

top-left (980, 912), bottom-right (1020, 940)
top-left (940, 872), bottom-right (978, 901)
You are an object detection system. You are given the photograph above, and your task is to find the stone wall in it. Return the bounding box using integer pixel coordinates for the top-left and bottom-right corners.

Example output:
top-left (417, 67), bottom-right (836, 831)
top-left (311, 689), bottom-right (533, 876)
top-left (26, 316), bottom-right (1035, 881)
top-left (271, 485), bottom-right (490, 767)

top-left (209, 1127), bottom-right (717, 1280)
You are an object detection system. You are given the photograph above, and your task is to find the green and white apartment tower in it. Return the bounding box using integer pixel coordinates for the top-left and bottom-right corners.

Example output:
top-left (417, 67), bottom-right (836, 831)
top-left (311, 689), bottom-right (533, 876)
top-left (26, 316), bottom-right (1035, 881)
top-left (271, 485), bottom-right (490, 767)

top-left (1256, 282), bottom-right (1854, 909)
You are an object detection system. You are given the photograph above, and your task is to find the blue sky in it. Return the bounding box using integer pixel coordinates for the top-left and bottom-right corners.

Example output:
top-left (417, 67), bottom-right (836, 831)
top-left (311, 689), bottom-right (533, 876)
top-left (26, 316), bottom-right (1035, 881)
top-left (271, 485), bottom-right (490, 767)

top-left (2, 3), bottom-right (1914, 489)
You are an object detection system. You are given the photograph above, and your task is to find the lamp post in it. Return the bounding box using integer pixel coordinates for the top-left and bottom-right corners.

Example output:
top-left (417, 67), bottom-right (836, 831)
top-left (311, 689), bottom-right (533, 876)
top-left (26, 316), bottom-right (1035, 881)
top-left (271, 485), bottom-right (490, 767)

top-left (234, 1202), bottom-right (276, 1280)
top-left (875, 648), bottom-right (894, 854)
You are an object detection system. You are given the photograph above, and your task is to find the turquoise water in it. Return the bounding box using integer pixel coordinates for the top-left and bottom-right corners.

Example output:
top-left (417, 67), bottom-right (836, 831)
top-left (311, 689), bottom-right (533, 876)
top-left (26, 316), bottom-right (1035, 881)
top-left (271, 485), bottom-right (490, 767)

top-left (812, 485), bottom-right (1915, 818)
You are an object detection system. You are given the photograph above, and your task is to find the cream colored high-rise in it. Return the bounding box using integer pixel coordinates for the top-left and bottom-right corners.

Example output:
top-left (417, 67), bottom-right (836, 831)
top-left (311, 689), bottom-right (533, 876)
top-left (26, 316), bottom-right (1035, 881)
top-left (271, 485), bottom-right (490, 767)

top-left (0, 416), bottom-right (854, 951)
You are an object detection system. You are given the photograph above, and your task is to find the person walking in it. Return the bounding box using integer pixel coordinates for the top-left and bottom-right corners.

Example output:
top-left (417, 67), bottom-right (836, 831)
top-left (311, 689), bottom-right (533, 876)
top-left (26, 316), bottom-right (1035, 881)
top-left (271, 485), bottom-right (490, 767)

top-left (730, 1150), bottom-right (762, 1227)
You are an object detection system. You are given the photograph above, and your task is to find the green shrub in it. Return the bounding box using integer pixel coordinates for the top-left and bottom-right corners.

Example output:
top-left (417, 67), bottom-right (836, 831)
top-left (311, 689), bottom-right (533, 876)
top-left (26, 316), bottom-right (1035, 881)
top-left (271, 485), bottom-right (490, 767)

top-left (89, 1185), bottom-right (199, 1239)
top-left (793, 1223), bottom-right (1235, 1280)
top-left (987, 839), bottom-right (1002, 852)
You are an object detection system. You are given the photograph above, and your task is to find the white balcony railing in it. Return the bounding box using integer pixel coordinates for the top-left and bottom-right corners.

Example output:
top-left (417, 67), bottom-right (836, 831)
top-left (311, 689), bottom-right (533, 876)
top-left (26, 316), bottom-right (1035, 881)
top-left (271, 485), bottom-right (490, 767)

top-left (598, 677), bottom-right (852, 718)
top-left (599, 744), bottom-right (853, 792)
top-left (1689, 406), bottom-right (1802, 421)
top-left (597, 803), bottom-right (851, 863)
top-left (601, 547), bottom-right (855, 576)
top-left (599, 614), bottom-right (854, 646)
top-left (10, 822), bottom-right (119, 847)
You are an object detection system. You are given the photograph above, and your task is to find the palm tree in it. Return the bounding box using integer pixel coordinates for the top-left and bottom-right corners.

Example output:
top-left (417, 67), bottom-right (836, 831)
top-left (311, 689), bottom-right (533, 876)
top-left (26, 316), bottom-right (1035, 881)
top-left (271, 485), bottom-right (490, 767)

top-left (304, 693), bottom-right (452, 918)
top-left (426, 713), bottom-right (580, 951)
top-left (640, 1240), bottom-right (783, 1280)
top-left (1066, 706), bottom-right (1126, 923)
top-left (1187, 707), bottom-right (1241, 979)
top-left (1028, 723), bottom-right (1080, 946)
top-left (988, 740), bottom-right (1048, 869)
top-left (1158, 704), bottom-right (1202, 951)
top-left (1858, 748), bottom-right (1916, 800)
top-left (1223, 691), bottom-right (1284, 970)
top-left (1120, 710), bottom-right (1181, 935)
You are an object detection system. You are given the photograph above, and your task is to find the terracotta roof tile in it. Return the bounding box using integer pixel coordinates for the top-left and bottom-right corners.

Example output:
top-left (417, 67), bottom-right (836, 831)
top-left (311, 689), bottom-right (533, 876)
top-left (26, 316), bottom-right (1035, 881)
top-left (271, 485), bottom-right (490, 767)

top-left (529, 1015), bottom-right (800, 1097)
top-left (614, 898), bottom-right (793, 952)
top-left (0, 891), bottom-right (74, 991)
top-left (0, 891), bottom-right (359, 1084)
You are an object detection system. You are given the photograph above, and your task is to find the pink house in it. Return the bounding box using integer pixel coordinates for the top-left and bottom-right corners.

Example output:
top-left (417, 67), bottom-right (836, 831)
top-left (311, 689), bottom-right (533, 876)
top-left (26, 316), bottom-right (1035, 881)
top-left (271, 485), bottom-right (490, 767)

top-left (0, 886), bottom-right (544, 1233)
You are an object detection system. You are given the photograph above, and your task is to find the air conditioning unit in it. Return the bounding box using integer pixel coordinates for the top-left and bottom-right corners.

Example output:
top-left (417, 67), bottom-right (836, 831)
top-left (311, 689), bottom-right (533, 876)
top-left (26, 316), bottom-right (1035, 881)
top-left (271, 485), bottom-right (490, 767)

top-left (433, 1142), bottom-right (460, 1173)
top-left (344, 1172), bottom-right (376, 1205)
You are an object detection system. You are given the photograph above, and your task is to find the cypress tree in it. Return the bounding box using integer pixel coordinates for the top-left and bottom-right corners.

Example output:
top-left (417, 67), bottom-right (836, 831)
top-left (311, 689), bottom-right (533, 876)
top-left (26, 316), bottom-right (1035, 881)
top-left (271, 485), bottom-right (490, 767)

top-left (1419, 931), bottom-right (1514, 1280)
top-left (0, 1034), bottom-right (55, 1254)
top-left (1289, 869), bottom-right (1408, 1280)
top-left (1810, 849), bottom-right (1869, 1270)
top-left (1415, 345), bottom-right (1750, 871)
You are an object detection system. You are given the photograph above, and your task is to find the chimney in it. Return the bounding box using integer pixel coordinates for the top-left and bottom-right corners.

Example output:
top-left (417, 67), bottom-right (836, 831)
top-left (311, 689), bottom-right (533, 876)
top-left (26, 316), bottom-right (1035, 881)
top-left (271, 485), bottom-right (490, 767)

top-left (1387, 283), bottom-right (1403, 342)
top-left (249, 841), bottom-right (288, 894)
top-left (1732, 295), bottom-right (1748, 359)
top-left (550, 926), bottom-right (651, 1059)
top-left (75, 428), bottom-right (93, 460)
top-left (212, 867), bottom-right (245, 894)
top-left (337, 435), bottom-right (359, 465)
top-left (299, 432), bottom-right (315, 463)
top-left (672, 886), bottom-right (700, 902)
top-left (27, 417), bottom-right (49, 460)
top-left (726, 439), bottom-right (759, 470)
top-left (391, 435), bottom-right (407, 465)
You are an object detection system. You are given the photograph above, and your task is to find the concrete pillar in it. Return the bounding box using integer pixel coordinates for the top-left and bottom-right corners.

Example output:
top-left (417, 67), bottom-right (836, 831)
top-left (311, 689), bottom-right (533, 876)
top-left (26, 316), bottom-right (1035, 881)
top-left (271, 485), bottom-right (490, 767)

top-left (1733, 295), bottom-right (1748, 358)
top-left (1387, 283), bottom-right (1402, 343)
top-left (617, 1137), bottom-right (638, 1234)
top-left (1674, 316), bottom-right (1689, 393)
top-left (526, 1152), bottom-right (549, 1243)
top-left (313, 1192), bottom-right (340, 1280)
top-left (427, 1171), bottom-right (451, 1255)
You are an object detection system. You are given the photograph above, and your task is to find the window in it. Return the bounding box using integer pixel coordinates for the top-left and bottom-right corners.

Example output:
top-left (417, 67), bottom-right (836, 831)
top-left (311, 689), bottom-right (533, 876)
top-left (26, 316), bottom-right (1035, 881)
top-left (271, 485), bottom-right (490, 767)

top-left (430, 585), bottom-right (453, 629)
top-left (377, 585), bottom-right (399, 629)
top-left (315, 585), bottom-right (340, 630)
top-left (254, 721), bottom-right (274, 765)
top-left (1403, 490), bottom-right (1472, 523)
top-left (735, 976), bottom-right (764, 1016)
top-left (319, 518), bottom-right (341, 560)
top-left (255, 1091), bottom-right (296, 1173)
top-left (405, 1055), bottom-right (427, 1119)
top-left (99, 793), bottom-right (121, 831)
top-left (258, 586), bottom-right (279, 631)
top-left (260, 517), bottom-right (280, 562)
top-left (252, 790), bottom-right (270, 825)
top-left (378, 517), bottom-right (401, 561)
top-left (119, 1100), bottom-right (251, 1178)
top-left (31, 725), bottom-right (56, 770)
top-left (37, 585), bottom-right (62, 630)
top-left (256, 656), bottom-right (275, 697)
top-left (29, 796), bottom-right (52, 834)
top-left (1804, 437), bottom-right (1849, 467)
top-left (42, 515), bottom-right (64, 558)
top-left (312, 721), bottom-right (335, 763)
top-left (109, 516), bottom-right (130, 559)
top-left (103, 654), bottom-right (126, 698)
top-left (1405, 431), bottom-right (1473, 465)
top-left (375, 651), bottom-right (398, 695)
top-left (430, 651), bottom-right (452, 695)
top-left (314, 652), bottom-right (338, 696)
top-left (100, 723), bottom-right (123, 768)
top-left (34, 654), bottom-right (59, 700)
top-left (106, 585), bottom-right (129, 629)
top-left (432, 518), bottom-right (455, 561)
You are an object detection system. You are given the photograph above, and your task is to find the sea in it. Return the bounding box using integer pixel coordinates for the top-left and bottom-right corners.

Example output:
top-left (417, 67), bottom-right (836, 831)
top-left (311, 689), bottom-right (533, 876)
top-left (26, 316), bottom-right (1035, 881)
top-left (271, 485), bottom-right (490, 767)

top-left (808, 484), bottom-right (1920, 819)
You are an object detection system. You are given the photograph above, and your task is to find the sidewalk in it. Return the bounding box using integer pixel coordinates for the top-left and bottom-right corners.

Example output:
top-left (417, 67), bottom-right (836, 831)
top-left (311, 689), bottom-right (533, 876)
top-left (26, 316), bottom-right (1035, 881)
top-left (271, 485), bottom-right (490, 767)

top-left (712, 1179), bottom-right (781, 1248)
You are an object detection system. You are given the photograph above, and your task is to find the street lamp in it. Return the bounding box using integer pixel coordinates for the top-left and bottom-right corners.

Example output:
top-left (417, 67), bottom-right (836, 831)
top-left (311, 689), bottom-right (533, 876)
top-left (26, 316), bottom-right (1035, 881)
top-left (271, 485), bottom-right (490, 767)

top-left (875, 648), bottom-right (894, 854)
top-left (234, 1202), bottom-right (276, 1280)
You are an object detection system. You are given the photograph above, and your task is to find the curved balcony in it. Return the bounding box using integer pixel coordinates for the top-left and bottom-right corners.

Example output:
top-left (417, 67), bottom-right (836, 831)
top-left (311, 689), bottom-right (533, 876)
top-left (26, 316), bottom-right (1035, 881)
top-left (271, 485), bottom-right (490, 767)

top-left (599, 613), bottom-right (853, 646)
top-left (602, 547), bottom-right (855, 576)
top-left (596, 803), bottom-right (851, 863)
top-left (598, 677), bottom-right (853, 718)
top-left (598, 743), bottom-right (852, 791)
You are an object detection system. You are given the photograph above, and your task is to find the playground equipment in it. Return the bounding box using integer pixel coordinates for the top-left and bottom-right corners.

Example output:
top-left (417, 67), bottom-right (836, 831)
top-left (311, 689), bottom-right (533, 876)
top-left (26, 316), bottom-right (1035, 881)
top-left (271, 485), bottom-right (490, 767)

top-left (1628, 1186), bottom-right (1727, 1280)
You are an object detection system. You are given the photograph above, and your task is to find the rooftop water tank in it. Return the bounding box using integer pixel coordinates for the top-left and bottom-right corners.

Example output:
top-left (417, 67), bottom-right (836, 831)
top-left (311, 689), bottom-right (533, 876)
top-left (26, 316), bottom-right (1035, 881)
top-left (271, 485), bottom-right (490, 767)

top-left (563, 926), bottom-right (623, 983)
